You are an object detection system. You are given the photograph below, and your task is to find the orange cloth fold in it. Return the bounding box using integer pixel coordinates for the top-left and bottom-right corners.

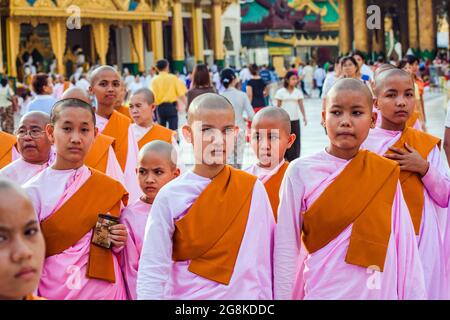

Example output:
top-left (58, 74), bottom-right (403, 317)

top-left (387, 127), bottom-right (441, 234)
top-left (137, 124), bottom-right (174, 149)
top-left (40, 169), bottom-right (128, 283)
top-left (0, 131), bottom-right (16, 169)
top-left (85, 134), bottom-right (115, 173)
top-left (102, 111), bottom-right (131, 172)
top-left (24, 294), bottom-right (46, 300)
top-left (264, 161), bottom-right (289, 222)
top-left (406, 111), bottom-right (420, 128)
top-left (302, 150), bottom-right (399, 272)
top-left (172, 166), bottom-right (257, 285)
top-left (116, 105), bottom-right (133, 122)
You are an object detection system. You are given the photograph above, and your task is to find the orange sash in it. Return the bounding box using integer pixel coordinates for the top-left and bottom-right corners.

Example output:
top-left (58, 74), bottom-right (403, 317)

top-left (302, 150), bottom-right (399, 271)
top-left (116, 105), bottom-right (133, 122)
top-left (85, 134), bottom-right (115, 173)
top-left (137, 124), bottom-right (174, 149)
top-left (24, 294), bottom-right (46, 300)
top-left (102, 111), bottom-right (131, 172)
top-left (406, 111), bottom-right (420, 128)
top-left (388, 127), bottom-right (441, 234)
top-left (0, 131), bottom-right (16, 169)
top-left (40, 169), bottom-right (128, 282)
top-left (172, 166), bottom-right (257, 285)
top-left (264, 161), bottom-right (289, 222)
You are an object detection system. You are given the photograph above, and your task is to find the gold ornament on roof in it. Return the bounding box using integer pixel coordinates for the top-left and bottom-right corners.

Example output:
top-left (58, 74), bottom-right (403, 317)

top-left (289, 0), bottom-right (327, 17)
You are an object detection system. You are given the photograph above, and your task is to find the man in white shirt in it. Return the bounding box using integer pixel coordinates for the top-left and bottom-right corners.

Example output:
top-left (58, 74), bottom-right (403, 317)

top-left (27, 73), bottom-right (57, 115)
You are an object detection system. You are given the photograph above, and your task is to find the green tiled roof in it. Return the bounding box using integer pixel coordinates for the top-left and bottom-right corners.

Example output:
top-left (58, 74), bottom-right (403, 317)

top-left (241, 2), bottom-right (269, 24)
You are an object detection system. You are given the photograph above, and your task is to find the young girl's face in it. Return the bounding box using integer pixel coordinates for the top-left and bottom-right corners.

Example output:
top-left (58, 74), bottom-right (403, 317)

top-left (183, 107), bottom-right (237, 166)
top-left (288, 75), bottom-right (298, 87)
top-left (89, 71), bottom-right (121, 109)
top-left (129, 94), bottom-right (155, 127)
top-left (374, 75), bottom-right (415, 128)
top-left (342, 60), bottom-right (357, 78)
top-left (0, 190), bottom-right (45, 300)
top-left (137, 151), bottom-right (179, 203)
top-left (251, 116), bottom-right (295, 168)
top-left (47, 107), bottom-right (97, 168)
top-left (323, 90), bottom-right (375, 153)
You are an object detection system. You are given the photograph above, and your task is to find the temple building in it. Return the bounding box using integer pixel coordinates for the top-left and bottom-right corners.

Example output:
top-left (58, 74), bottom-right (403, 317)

top-left (241, 0), bottom-right (449, 71)
top-left (0, 0), bottom-right (237, 81)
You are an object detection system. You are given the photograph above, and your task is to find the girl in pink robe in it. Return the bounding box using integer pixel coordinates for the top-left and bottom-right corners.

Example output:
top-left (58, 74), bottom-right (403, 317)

top-left (363, 128), bottom-right (450, 299)
top-left (274, 150), bottom-right (426, 300)
top-left (364, 68), bottom-right (450, 299)
top-left (136, 170), bottom-right (275, 300)
top-left (22, 99), bottom-right (129, 300)
top-left (274, 77), bottom-right (426, 300)
top-left (120, 141), bottom-right (180, 299)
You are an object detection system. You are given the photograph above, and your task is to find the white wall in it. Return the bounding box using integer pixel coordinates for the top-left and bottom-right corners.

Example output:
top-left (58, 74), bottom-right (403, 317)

top-left (222, 2), bottom-right (241, 68)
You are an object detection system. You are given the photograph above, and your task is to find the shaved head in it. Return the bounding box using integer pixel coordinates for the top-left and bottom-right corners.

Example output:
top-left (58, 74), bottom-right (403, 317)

top-left (131, 88), bottom-right (155, 105)
top-left (187, 93), bottom-right (234, 124)
top-left (89, 65), bottom-right (121, 86)
top-left (373, 68), bottom-right (413, 96)
top-left (0, 179), bottom-right (33, 208)
top-left (327, 78), bottom-right (373, 110)
top-left (139, 140), bottom-right (177, 169)
top-left (19, 111), bottom-right (50, 127)
top-left (374, 63), bottom-right (396, 79)
top-left (61, 87), bottom-right (91, 105)
top-left (252, 106), bottom-right (291, 135)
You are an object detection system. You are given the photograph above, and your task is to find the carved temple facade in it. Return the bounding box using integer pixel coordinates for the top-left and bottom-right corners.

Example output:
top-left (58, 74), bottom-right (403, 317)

top-left (0, 0), bottom-right (234, 80)
top-left (241, 0), bottom-right (448, 71)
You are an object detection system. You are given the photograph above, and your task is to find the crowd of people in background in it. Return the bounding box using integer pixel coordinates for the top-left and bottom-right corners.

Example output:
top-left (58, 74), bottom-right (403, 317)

top-left (1, 50), bottom-right (450, 165)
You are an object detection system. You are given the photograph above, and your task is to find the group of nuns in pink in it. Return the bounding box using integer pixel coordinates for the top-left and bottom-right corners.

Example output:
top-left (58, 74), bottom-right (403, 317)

top-left (0, 64), bottom-right (450, 301)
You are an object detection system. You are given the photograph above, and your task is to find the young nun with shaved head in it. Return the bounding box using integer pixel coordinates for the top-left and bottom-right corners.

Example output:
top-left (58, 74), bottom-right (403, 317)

top-left (61, 87), bottom-right (125, 186)
top-left (245, 107), bottom-right (295, 221)
top-left (89, 66), bottom-right (141, 203)
top-left (0, 111), bottom-right (55, 184)
top-left (23, 99), bottom-right (129, 300)
top-left (275, 78), bottom-right (426, 300)
top-left (371, 64), bottom-right (421, 130)
top-left (121, 140), bottom-right (180, 300)
top-left (363, 68), bottom-right (450, 299)
top-left (0, 131), bottom-right (19, 170)
top-left (137, 93), bottom-right (274, 299)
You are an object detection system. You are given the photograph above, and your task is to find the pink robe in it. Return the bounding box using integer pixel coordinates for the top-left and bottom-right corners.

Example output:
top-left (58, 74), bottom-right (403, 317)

top-left (363, 127), bottom-right (450, 299)
top-left (0, 150), bottom-right (55, 185)
top-left (130, 123), bottom-right (186, 173)
top-left (96, 114), bottom-right (141, 203)
top-left (120, 199), bottom-right (152, 300)
top-left (136, 170), bottom-right (275, 299)
top-left (274, 150), bottom-right (426, 300)
top-left (244, 159), bottom-right (286, 184)
top-left (23, 165), bottom-right (127, 300)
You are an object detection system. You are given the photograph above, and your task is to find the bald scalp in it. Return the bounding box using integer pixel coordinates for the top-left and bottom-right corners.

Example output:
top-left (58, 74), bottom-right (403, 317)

top-left (19, 111), bottom-right (50, 127)
top-left (252, 106), bottom-right (291, 135)
top-left (326, 78), bottom-right (373, 109)
top-left (61, 87), bottom-right (91, 105)
top-left (89, 65), bottom-right (121, 86)
top-left (131, 88), bottom-right (155, 105)
top-left (187, 93), bottom-right (235, 124)
top-left (0, 179), bottom-right (33, 207)
top-left (139, 140), bottom-right (177, 169)
top-left (373, 68), bottom-right (414, 96)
